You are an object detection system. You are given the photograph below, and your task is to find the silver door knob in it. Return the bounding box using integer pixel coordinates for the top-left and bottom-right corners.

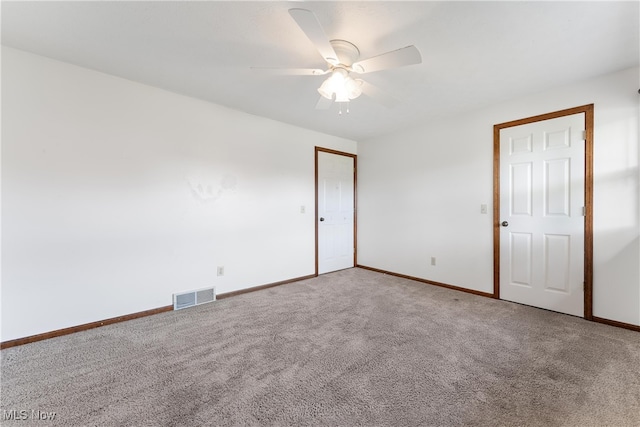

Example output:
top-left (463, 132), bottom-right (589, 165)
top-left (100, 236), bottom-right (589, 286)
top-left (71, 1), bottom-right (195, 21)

top-left (501, 221), bottom-right (509, 227)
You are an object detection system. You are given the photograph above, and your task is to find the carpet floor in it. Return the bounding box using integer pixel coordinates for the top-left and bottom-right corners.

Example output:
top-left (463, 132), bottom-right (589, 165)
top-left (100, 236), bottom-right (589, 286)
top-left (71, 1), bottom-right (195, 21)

top-left (1, 267), bottom-right (639, 426)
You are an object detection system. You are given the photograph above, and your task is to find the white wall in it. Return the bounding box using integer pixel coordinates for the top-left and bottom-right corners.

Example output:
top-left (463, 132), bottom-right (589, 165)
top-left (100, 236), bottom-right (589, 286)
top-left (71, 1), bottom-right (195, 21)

top-left (1, 47), bottom-right (356, 341)
top-left (3, 46), bottom-right (637, 342)
top-left (358, 67), bottom-right (640, 326)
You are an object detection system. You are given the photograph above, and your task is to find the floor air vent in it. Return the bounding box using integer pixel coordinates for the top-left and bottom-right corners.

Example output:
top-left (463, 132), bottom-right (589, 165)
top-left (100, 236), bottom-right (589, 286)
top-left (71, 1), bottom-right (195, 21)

top-left (173, 287), bottom-right (216, 310)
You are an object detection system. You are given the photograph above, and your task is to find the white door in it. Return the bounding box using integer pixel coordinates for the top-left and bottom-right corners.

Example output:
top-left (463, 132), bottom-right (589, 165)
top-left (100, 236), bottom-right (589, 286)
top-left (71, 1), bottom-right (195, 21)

top-left (499, 113), bottom-right (585, 316)
top-left (317, 150), bottom-right (355, 274)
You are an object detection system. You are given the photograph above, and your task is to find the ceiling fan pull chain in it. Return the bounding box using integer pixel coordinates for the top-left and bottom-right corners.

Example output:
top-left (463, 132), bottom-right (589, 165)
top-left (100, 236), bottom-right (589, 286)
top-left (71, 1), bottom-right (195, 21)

top-left (337, 102), bottom-right (350, 115)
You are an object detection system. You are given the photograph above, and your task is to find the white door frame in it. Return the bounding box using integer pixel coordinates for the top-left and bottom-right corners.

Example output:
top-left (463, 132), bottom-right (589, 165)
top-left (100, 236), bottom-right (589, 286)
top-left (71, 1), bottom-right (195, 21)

top-left (315, 147), bottom-right (357, 276)
top-left (493, 105), bottom-right (594, 319)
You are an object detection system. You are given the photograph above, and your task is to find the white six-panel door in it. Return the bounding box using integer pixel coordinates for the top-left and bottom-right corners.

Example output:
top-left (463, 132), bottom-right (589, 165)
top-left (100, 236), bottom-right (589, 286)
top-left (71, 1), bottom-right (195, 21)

top-left (499, 113), bottom-right (585, 316)
top-left (317, 150), bottom-right (355, 274)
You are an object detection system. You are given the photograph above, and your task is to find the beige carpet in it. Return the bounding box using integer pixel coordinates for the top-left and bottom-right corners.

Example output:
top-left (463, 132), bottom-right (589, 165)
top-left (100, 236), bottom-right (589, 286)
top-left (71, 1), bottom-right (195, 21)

top-left (2, 268), bottom-right (639, 426)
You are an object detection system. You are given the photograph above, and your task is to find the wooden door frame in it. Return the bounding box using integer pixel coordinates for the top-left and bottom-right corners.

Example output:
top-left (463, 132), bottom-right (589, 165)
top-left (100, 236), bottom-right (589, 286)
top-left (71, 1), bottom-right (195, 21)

top-left (493, 104), bottom-right (594, 319)
top-left (315, 147), bottom-right (358, 276)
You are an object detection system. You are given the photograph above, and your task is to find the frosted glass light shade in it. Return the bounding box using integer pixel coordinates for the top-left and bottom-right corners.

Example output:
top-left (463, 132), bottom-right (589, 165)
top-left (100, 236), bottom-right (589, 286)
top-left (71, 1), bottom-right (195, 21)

top-left (318, 78), bottom-right (334, 99)
top-left (317, 69), bottom-right (362, 102)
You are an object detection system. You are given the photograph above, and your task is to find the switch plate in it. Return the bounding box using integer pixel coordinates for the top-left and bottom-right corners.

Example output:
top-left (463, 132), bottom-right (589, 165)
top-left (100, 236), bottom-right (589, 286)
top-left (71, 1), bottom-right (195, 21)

top-left (300, 205), bottom-right (306, 214)
top-left (431, 257), bottom-right (436, 266)
top-left (217, 266), bottom-right (224, 276)
top-left (480, 204), bottom-right (488, 214)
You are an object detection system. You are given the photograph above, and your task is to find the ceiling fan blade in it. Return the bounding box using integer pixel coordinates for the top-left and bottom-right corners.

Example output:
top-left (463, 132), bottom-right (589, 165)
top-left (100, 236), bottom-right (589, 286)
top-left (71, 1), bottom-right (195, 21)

top-left (315, 96), bottom-right (333, 110)
top-left (352, 45), bottom-right (422, 74)
top-left (288, 8), bottom-right (339, 65)
top-left (360, 81), bottom-right (400, 109)
top-left (250, 67), bottom-right (329, 76)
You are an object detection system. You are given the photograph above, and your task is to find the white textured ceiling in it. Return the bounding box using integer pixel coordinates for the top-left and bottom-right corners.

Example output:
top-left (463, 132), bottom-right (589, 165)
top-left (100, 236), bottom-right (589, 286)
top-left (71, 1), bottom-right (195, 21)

top-left (2, 1), bottom-right (639, 141)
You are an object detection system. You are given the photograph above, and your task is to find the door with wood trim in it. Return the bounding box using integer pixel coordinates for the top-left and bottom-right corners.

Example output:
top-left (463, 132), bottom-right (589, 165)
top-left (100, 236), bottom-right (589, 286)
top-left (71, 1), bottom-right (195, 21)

top-left (316, 148), bottom-right (356, 274)
top-left (495, 108), bottom-right (592, 317)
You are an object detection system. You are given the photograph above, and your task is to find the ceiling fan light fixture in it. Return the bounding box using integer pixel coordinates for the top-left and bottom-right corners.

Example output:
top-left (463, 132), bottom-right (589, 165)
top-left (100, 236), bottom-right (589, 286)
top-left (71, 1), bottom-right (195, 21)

top-left (334, 91), bottom-right (350, 103)
top-left (318, 68), bottom-right (363, 102)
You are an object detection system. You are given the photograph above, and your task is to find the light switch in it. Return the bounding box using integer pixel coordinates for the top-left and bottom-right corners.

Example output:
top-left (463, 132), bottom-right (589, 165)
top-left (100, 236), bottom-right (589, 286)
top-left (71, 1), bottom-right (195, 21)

top-left (481, 204), bottom-right (488, 214)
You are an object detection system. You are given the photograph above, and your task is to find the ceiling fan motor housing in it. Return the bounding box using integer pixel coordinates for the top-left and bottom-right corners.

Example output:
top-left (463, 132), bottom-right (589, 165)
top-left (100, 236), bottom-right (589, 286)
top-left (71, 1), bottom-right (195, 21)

top-left (330, 40), bottom-right (360, 67)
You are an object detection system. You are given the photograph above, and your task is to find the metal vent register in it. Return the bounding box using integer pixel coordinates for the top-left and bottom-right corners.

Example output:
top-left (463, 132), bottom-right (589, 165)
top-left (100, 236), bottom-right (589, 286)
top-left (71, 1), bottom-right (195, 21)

top-left (173, 287), bottom-right (216, 310)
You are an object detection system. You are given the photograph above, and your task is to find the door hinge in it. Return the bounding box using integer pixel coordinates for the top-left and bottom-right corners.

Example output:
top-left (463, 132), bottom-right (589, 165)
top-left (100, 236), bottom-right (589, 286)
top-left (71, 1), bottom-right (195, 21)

top-left (582, 206), bottom-right (586, 216)
top-left (581, 130), bottom-right (587, 140)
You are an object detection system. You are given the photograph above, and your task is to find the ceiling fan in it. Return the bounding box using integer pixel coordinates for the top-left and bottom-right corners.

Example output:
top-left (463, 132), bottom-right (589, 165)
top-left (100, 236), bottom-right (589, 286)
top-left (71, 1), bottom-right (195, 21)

top-left (252, 8), bottom-right (422, 111)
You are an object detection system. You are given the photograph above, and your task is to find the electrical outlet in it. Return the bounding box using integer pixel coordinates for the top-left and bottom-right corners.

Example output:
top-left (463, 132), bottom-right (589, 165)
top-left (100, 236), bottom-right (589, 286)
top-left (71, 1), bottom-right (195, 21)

top-left (431, 257), bottom-right (436, 266)
top-left (217, 266), bottom-right (224, 276)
